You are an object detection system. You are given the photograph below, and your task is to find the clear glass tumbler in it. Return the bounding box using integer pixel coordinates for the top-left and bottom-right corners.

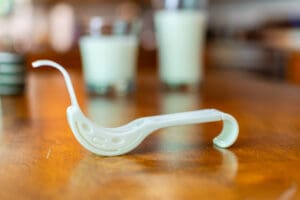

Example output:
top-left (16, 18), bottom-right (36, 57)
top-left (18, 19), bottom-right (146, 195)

top-left (153, 0), bottom-right (207, 90)
top-left (80, 17), bottom-right (141, 96)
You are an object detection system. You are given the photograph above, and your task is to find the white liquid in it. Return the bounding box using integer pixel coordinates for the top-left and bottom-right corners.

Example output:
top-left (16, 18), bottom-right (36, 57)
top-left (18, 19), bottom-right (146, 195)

top-left (155, 11), bottom-right (206, 86)
top-left (80, 35), bottom-right (138, 93)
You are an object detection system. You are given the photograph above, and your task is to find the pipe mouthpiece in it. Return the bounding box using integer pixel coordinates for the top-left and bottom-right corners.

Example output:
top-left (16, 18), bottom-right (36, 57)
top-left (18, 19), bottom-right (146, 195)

top-left (32, 60), bottom-right (54, 68)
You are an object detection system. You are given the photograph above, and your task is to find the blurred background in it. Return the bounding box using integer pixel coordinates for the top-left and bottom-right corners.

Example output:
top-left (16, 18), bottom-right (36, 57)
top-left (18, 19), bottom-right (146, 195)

top-left (1, 0), bottom-right (300, 83)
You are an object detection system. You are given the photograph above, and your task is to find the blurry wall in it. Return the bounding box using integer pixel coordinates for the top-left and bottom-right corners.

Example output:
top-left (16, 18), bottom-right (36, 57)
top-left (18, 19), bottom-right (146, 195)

top-left (1, 0), bottom-right (300, 53)
top-left (0, 0), bottom-right (145, 53)
top-left (208, 0), bottom-right (300, 79)
top-left (210, 0), bottom-right (300, 30)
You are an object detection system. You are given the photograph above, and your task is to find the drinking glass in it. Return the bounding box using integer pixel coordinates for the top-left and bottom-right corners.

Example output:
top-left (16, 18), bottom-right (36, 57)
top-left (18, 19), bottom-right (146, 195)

top-left (153, 0), bottom-right (207, 90)
top-left (80, 17), bottom-right (141, 95)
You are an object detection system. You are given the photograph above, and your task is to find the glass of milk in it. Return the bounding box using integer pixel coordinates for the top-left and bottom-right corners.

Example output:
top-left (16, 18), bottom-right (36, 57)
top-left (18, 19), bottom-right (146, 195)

top-left (153, 0), bottom-right (207, 90)
top-left (80, 17), bottom-right (141, 95)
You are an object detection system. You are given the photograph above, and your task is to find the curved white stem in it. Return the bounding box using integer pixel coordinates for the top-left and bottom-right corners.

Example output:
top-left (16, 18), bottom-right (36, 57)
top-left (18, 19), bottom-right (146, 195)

top-left (32, 60), bottom-right (239, 156)
top-left (32, 60), bottom-right (79, 108)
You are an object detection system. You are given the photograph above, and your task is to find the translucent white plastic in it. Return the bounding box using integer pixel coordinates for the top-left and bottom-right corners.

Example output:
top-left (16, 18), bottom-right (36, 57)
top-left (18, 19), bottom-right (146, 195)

top-left (32, 60), bottom-right (239, 156)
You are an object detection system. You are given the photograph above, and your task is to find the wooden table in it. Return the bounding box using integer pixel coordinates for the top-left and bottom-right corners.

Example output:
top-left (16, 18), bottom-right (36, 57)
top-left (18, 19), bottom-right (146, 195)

top-left (1, 66), bottom-right (300, 199)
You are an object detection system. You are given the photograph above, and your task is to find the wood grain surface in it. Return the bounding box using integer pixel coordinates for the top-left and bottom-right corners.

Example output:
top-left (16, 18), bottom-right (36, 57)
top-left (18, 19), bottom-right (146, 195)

top-left (0, 66), bottom-right (300, 200)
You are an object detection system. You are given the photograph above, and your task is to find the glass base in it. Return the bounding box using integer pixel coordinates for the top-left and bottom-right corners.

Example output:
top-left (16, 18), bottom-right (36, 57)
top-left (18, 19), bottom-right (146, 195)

top-left (161, 81), bottom-right (201, 92)
top-left (87, 81), bottom-right (135, 96)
